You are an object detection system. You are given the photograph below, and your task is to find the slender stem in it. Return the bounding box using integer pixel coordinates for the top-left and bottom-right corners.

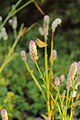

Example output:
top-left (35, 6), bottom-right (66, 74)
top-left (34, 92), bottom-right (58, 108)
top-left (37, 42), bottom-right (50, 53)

top-left (35, 61), bottom-right (46, 85)
top-left (7, 35), bottom-right (21, 59)
top-left (44, 35), bottom-right (49, 85)
top-left (13, 28), bottom-right (17, 39)
top-left (0, 0), bottom-right (33, 30)
top-left (11, 0), bottom-right (34, 17)
top-left (49, 31), bottom-right (54, 119)
top-left (49, 91), bottom-right (63, 119)
top-left (70, 97), bottom-right (73, 120)
top-left (65, 89), bottom-right (69, 119)
top-left (33, 1), bottom-right (45, 15)
top-left (0, 32), bottom-right (21, 73)
top-left (27, 23), bottom-right (37, 32)
top-left (0, 0), bottom-right (22, 30)
top-left (0, 22), bottom-right (36, 73)
top-left (0, 55), bottom-right (15, 73)
top-left (44, 35), bottom-right (50, 117)
top-left (0, 16), bottom-right (10, 30)
top-left (51, 32), bottom-right (54, 54)
top-left (24, 61), bottom-right (47, 102)
top-left (9, 0), bottom-right (22, 14)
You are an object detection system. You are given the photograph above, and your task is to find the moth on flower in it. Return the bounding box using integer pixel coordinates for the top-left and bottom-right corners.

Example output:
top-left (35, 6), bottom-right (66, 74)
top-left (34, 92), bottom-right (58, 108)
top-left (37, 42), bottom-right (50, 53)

top-left (36, 38), bottom-right (47, 48)
top-left (29, 40), bottom-right (38, 61)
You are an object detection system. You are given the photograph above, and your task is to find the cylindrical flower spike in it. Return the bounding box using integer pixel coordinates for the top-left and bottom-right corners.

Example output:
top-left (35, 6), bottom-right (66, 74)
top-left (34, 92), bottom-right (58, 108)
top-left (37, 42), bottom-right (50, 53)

top-left (38, 27), bottom-right (44, 36)
top-left (77, 61), bottom-right (80, 66)
top-left (43, 15), bottom-right (50, 36)
top-left (52, 18), bottom-right (61, 32)
top-left (1, 109), bottom-right (8, 120)
top-left (66, 62), bottom-right (77, 90)
top-left (12, 16), bottom-right (17, 29)
top-left (77, 61), bottom-right (80, 76)
top-left (29, 40), bottom-right (38, 61)
top-left (21, 50), bottom-right (27, 61)
top-left (67, 62), bottom-right (77, 81)
top-left (60, 74), bottom-right (65, 82)
top-left (72, 91), bottom-right (77, 98)
top-left (75, 61), bottom-right (80, 89)
top-left (8, 19), bottom-right (13, 25)
top-left (54, 77), bottom-right (60, 86)
top-left (50, 49), bottom-right (57, 62)
top-left (1, 27), bottom-right (8, 40)
top-left (9, 16), bottom-right (17, 29)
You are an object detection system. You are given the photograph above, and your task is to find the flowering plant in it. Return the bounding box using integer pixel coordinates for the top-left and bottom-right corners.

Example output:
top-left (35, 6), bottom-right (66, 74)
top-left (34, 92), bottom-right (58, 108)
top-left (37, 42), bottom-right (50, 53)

top-left (21, 15), bottom-right (80, 120)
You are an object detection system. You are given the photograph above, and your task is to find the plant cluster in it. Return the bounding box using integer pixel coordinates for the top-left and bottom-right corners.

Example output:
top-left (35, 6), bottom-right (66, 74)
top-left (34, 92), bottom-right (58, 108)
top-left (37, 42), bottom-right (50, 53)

top-left (21, 15), bottom-right (80, 120)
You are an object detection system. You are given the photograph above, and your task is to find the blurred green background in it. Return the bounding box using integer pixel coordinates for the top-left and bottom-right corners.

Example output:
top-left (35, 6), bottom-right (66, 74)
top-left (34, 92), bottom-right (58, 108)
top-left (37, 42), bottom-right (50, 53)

top-left (0, 0), bottom-right (80, 119)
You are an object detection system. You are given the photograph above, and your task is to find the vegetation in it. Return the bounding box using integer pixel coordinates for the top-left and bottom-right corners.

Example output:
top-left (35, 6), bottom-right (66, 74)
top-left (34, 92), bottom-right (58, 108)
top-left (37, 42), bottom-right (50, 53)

top-left (0, 0), bottom-right (80, 120)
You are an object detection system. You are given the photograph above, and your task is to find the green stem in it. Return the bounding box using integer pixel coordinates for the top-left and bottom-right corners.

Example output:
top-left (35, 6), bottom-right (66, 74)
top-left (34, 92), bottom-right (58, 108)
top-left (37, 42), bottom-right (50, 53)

top-left (7, 35), bottom-right (21, 59)
top-left (11, 0), bottom-right (34, 17)
top-left (0, 0), bottom-right (33, 30)
top-left (70, 98), bottom-right (73, 120)
top-left (0, 55), bottom-right (15, 73)
top-left (9, 0), bottom-right (22, 14)
top-left (0, 16), bottom-right (10, 30)
top-left (33, 1), bottom-right (45, 15)
top-left (49, 91), bottom-right (63, 119)
top-left (44, 35), bottom-right (50, 117)
top-left (64, 89), bottom-right (69, 119)
top-left (0, 0), bottom-right (22, 30)
top-left (13, 28), bottom-right (17, 39)
top-left (24, 61), bottom-right (47, 102)
top-left (0, 32), bottom-right (21, 73)
top-left (35, 61), bottom-right (46, 85)
top-left (47, 31), bottom-right (54, 119)
top-left (51, 32), bottom-right (54, 53)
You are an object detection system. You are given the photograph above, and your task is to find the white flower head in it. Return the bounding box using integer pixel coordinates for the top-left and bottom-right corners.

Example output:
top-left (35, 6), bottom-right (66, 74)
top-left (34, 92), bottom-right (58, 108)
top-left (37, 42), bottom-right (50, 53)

top-left (54, 77), bottom-right (60, 86)
top-left (51, 50), bottom-right (57, 61)
top-left (43, 15), bottom-right (50, 36)
top-left (52, 18), bottom-right (61, 32)
top-left (44, 15), bottom-right (49, 24)
top-left (29, 40), bottom-right (38, 61)
top-left (72, 91), bottom-right (77, 98)
top-left (67, 62), bottom-right (77, 81)
top-left (1, 27), bottom-right (8, 40)
top-left (60, 74), bottom-right (65, 82)
top-left (8, 19), bottom-right (13, 25)
top-left (12, 16), bottom-right (17, 29)
top-left (21, 50), bottom-right (27, 61)
top-left (9, 16), bottom-right (17, 29)
top-left (38, 27), bottom-right (44, 36)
